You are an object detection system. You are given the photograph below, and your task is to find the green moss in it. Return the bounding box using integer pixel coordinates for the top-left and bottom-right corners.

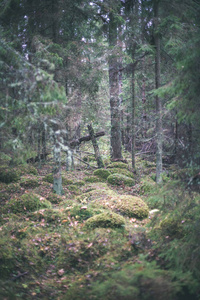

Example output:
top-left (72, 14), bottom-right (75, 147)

top-left (18, 164), bottom-right (38, 175)
top-left (62, 177), bottom-right (74, 185)
top-left (69, 204), bottom-right (103, 221)
top-left (84, 176), bottom-right (100, 183)
top-left (85, 212), bottom-right (125, 229)
top-left (73, 180), bottom-right (85, 186)
top-left (20, 176), bottom-right (40, 188)
top-left (160, 218), bottom-right (183, 238)
top-left (113, 195), bottom-right (149, 219)
top-left (140, 177), bottom-right (156, 194)
top-left (0, 236), bottom-right (16, 277)
top-left (107, 174), bottom-right (135, 186)
top-left (3, 182), bottom-right (21, 193)
top-left (76, 188), bottom-right (117, 203)
top-left (109, 168), bottom-right (134, 179)
top-left (107, 162), bottom-right (129, 169)
top-left (44, 173), bottom-right (54, 183)
top-left (0, 167), bottom-right (20, 183)
top-left (47, 193), bottom-right (63, 204)
top-left (93, 169), bottom-right (111, 180)
top-left (2, 193), bottom-right (52, 214)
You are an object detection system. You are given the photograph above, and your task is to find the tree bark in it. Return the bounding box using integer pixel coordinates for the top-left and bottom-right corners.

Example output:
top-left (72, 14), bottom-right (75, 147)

top-left (154, 0), bottom-right (163, 183)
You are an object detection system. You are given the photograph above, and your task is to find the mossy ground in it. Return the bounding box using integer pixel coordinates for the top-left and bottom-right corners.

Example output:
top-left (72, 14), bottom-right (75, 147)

top-left (0, 154), bottom-right (199, 299)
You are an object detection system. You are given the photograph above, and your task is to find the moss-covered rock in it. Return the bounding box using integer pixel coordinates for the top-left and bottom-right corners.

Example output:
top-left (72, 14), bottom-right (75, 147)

top-left (112, 195), bottom-right (149, 219)
top-left (93, 169), bottom-right (111, 180)
top-left (73, 180), bottom-right (85, 186)
top-left (0, 167), bottom-right (20, 183)
top-left (77, 187), bottom-right (117, 203)
top-left (109, 168), bottom-right (134, 179)
top-left (107, 174), bottom-right (135, 186)
top-left (20, 176), bottom-right (40, 188)
top-left (107, 162), bottom-right (129, 170)
top-left (85, 212), bottom-right (125, 229)
top-left (2, 193), bottom-right (52, 214)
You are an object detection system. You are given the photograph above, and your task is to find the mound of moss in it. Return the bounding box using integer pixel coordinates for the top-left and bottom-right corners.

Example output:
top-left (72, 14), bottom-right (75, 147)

top-left (93, 169), bottom-right (111, 180)
top-left (69, 204), bottom-right (103, 221)
top-left (47, 193), bottom-right (63, 204)
top-left (140, 177), bottom-right (156, 194)
top-left (20, 177), bottom-right (40, 188)
top-left (109, 168), bottom-right (134, 179)
top-left (112, 195), bottom-right (149, 219)
top-left (1, 193), bottom-right (52, 214)
top-left (160, 218), bottom-right (183, 238)
top-left (107, 162), bottom-right (129, 170)
top-left (0, 167), bottom-right (20, 184)
top-left (77, 187), bottom-right (117, 203)
top-left (85, 212), bottom-right (125, 229)
top-left (107, 174), bottom-right (135, 186)
top-left (84, 176), bottom-right (100, 183)
top-left (18, 164), bottom-right (38, 175)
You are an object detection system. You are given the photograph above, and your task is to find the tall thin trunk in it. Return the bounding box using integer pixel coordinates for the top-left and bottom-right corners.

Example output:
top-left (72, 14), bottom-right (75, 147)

top-left (108, 12), bottom-right (123, 160)
top-left (87, 124), bottom-right (104, 168)
top-left (53, 131), bottom-right (62, 195)
top-left (154, 0), bottom-right (163, 183)
top-left (131, 62), bottom-right (136, 169)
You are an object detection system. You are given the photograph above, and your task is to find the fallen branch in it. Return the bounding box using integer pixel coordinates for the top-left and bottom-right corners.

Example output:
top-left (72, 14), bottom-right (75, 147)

top-left (73, 154), bottom-right (97, 169)
top-left (70, 131), bottom-right (105, 147)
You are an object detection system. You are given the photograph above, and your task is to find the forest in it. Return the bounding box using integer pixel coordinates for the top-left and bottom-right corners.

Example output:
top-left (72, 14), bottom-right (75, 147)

top-left (0, 0), bottom-right (200, 299)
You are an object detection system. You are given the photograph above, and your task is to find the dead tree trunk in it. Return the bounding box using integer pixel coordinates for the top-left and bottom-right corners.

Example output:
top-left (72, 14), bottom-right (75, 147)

top-left (87, 124), bottom-right (104, 169)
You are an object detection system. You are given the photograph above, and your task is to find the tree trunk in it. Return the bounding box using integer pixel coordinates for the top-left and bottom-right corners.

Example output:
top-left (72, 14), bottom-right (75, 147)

top-left (108, 12), bottom-right (123, 160)
top-left (131, 63), bottom-right (136, 169)
top-left (154, 0), bottom-right (163, 183)
top-left (87, 124), bottom-right (104, 168)
top-left (53, 132), bottom-right (63, 195)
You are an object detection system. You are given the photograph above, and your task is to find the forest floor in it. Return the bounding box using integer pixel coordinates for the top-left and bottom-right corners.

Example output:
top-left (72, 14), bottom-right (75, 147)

top-left (0, 151), bottom-right (200, 300)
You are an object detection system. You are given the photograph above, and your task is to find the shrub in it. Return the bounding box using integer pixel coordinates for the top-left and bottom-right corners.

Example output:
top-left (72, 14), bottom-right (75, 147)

top-left (93, 169), bottom-right (111, 180)
top-left (0, 168), bottom-right (20, 183)
top-left (2, 193), bottom-right (52, 214)
top-left (85, 212), bottom-right (125, 229)
top-left (107, 174), bottom-right (135, 186)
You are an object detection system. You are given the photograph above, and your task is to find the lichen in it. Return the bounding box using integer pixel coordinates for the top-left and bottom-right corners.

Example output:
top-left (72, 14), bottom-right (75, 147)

top-left (84, 212), bottom-right (125, 229)
top-left (93, 169), bottom-right (111, 180)
top-left (107, 174), bottom-right (135, 186)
